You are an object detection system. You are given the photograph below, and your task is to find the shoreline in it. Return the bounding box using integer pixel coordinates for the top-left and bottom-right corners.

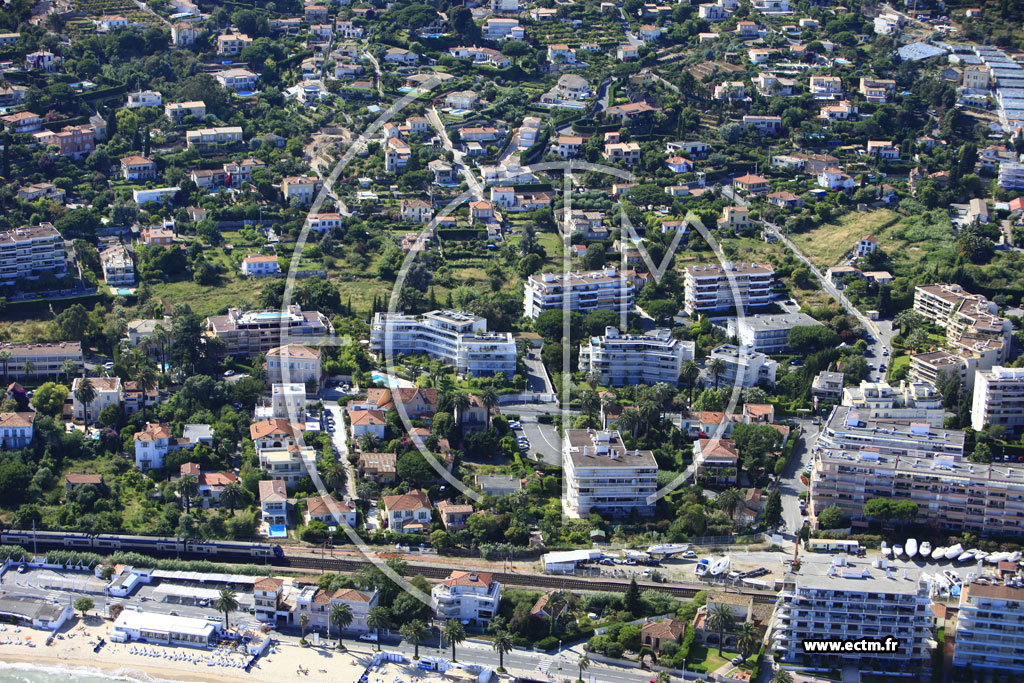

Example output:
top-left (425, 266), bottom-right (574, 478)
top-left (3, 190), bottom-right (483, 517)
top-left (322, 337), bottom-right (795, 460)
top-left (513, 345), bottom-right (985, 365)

top-left (0, 651), bottom-right (244, 683)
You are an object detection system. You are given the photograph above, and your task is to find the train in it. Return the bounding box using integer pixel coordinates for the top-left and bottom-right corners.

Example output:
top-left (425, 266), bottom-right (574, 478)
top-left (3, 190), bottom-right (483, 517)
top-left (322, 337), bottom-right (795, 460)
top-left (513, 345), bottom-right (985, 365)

top-left (0, 530), bottom-right (284, 560)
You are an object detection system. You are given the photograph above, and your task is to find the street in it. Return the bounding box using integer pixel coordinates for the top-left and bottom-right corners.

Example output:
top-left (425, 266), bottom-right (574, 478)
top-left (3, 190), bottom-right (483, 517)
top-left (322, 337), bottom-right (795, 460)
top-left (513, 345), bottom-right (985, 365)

top-left (777, 418), bottom-right (819, 536)
top-left (426, 107), bottom-right (484, 198)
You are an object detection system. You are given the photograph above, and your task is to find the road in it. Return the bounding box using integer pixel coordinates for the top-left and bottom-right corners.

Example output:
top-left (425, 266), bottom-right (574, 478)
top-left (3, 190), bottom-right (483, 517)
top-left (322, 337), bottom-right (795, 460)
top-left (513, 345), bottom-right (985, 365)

top-left (426, 107), bottom-right (484, 198)
top-left (618, 8), bottom-right (642, 47)
top-left (323, 401), bottom-right (357, 501)
top-left (363, 49), bottom-right (385, 97)
top-left (776, 418), bottom-right (819, 536)
top-left (516, 416), bottom-right (561, 465)
top-left (522, 353), bottom-right (554, 394)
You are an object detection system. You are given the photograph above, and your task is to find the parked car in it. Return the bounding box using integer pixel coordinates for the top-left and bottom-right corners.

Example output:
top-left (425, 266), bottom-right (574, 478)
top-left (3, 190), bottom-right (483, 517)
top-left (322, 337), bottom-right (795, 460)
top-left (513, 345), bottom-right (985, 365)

top-left (732, 656), bottom-right (744, 665)
top-left (223, 369), bottom-right (235, 377)
top-left (508, 420), bottom-right (522, 430)
top-left (358, 633), bottom-right (378, 642)
top-left (682, 550), bottom-right (697, 559)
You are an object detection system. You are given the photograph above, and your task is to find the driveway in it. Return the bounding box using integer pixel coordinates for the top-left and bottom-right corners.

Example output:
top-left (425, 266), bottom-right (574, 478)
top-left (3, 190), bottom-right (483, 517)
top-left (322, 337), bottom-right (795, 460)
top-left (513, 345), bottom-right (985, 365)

top-left (426, 107), bottom-right (483, 198)
top-left (522, 353), bottom-right (554, 394)
top-left (516, 416), bottom-right (561, 465)
top-left (777, 418), bottom-right (819, 535)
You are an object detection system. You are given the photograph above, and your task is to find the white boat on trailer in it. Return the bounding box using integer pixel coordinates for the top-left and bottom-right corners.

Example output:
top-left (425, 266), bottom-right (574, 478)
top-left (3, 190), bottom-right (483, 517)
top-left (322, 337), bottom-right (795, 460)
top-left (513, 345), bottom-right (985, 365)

top-left (920, 541), bottom-right (932, 558)
top-left (906, 539), bottom-right (918, 559)
top-left (945, 544), bottom-right (963, 560)
top-left (881, 542), bottom-right (891, 558)
top-left (957, 550), bottom-right (975, 563)
top-left (932, 546), bottom-right (946, 560)
top-left (710, 556), bottom-right (731, 576)
top-left (893, 544), bottom-right (904, 558)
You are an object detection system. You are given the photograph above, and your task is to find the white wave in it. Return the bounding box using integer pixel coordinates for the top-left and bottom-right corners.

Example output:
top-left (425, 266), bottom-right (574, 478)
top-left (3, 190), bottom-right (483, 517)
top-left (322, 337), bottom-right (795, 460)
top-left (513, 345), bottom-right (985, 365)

top-left (0, 660), bottom-right (198, 683)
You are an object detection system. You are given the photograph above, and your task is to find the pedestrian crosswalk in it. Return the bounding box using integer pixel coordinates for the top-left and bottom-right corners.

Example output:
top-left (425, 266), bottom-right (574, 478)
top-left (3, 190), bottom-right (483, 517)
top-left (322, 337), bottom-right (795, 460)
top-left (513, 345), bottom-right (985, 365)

top-left (535, 656), bottom-right (552, 675)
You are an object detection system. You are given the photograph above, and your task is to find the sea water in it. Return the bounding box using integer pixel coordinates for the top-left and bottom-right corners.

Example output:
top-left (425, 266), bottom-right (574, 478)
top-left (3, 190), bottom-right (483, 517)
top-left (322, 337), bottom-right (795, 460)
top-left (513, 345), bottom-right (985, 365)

top-left (0, 662), bottom-right (188, 683)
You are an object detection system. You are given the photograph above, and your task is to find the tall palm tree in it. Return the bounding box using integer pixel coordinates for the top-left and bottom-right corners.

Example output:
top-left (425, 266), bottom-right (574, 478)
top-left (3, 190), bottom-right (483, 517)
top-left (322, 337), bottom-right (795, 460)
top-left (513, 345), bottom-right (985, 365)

top-left (707, 603), bottom-right (736, 657)
top-left (708, 358), bottom-right (726, 388)
top-left (681, 359), bottom-right (700, 405)
top-left (736, 621), bottom-right (761, 661)
top-left (546, 591), bottom-right (566, 636)
top-left (22, 360), bottom-right (35, 377)
top-left (716, 488), bottom-right (743, 520)
top-left (323, 462), bottom-right (346, 493)
top-left (177, 474), bottom-right (199, 514)
top-left (400, 619), bottom-right (429, 659)
top-left (480, 387), bottom-right (499, 424)
top-left (492, 629), bottom-right (513, 671)
top-left (330, 603), bottom-right (354, 649)
top-left (220, 482), bottom-right (246, 514)
top-left (652, 381), bottom-right (675, 407)
top-left (299, 613), bottom-right (310, 641)
top-left (366, 606), bottom-right (389, 652)
top-left (442, 619), bottom-right (466, 662)
top-left (638, 398), bottom-right (659, 439)
top-left (771, 669), bottom-right (794, 683)
top-left (893, 310), bottom-right (924, 336)
top-left (579, 390), bottom-right (599, 427)
top-left (74, 377), bottom-right (96, 426)
top-left (577, 652), bottom-right (591, 682)
top-left (152, 325), bottom-right (172, 375)
top-left (215, 588), bottom-right (238, 630)
top-left (133, 363), bottom-right (158, 416)
top-left (617, 408), bottom-right (639, 436)
top-left (451, 392), bottom-right (470, 425)
top-left (60, 359), bottom-right (78, 385)
top-left (0, 349), bottom-right (11, 385)
top-left (600, 392), bottom-right (619, 429)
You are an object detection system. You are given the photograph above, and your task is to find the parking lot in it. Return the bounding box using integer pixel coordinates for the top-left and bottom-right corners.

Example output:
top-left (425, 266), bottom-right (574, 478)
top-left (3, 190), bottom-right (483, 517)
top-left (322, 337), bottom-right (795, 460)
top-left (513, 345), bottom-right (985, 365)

top-left (515, 417), bottom-right (561, 465)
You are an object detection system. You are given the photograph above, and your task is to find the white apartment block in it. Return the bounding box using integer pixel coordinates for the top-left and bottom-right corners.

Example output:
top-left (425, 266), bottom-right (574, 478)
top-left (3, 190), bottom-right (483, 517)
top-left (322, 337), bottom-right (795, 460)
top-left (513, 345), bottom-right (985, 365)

top-left (0, 223), bottom-right (68, 286)
top-left (0, 342), bottom-right (82, 378)
top-left (913, 284), bottom-right (1012, 366)
top-left (769, 571), bottom-right (934, 673)
top-left (206, 305), bottom-right (334, 356)
top-left (684, 262), bottom-right (774, 314)
top-left (998, 161), bottom-right (1024, 190)
top-left (100, 243), bottom-right (134, 286)
top-left (563, 429), bottom-right (658, 518)
top-left (369, 310), bottom-right (516, 377)
top-left (259, 445), bottom-right (316, 488)
top-left (726, 312), bottom-right (821, 354)
top-left (125, 90), bottom-right (162, 108)
top-left (72, 377), bottom-right (121, 424)
top-left (708, 344), bottom-right (779, 388)
top-left (972, 366), bottom-right (1024, 434)
top-left (431, 571), bottom-right (501, 625)
top-left (524, 267), bottom-right (634, 319)
top-left (266, 344), bottom-right (322, 385)
top-left (579, 327), bottom-right (695, 386)
top-left (953, 583), bottom-right (1024, 676)
top-left (842, 380), bottom-right (945, 427)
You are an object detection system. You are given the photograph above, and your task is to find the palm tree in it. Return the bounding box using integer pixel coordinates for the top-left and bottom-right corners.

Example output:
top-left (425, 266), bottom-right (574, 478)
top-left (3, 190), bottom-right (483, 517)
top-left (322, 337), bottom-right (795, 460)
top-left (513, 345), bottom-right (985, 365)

top-left (577, 652), bottom-right (591, 682)
top-left (716, 488), bottom-right (743, 520)
top-left (22, 360), bottom-right (35, 377)
top-left (330, 603), bottom-right (354, 649)
top-left (215, 588), bottom-right (238, 630)
top-left (893, 310), bottom-right (924, 336)
top-left (652, 381), bottom-right (675, 407)
top-left (74, 377), bottom-right (96, 426)
top-left (617, 408), bottom-right (639, 436)
top-left (451, 392), bottom-right (470, 425)
top-left (681, 359), bottom-right (700, 405)
top-left (655, 673), bottom-right (670, 683)
top-left (771, 669), bottom-right (794, 683)
top-left (638, 398), bottom-right (659, 438)
top-left (0, 349), bottom-right (11, 385)
top-left (299, 613), bottom-right (310, 642)
top-left (579, 390), bottom-right (599, 427)
top-left (323, 462), bottom-right (346, 493)
top-left (546, 591), bottom-right (566, 636)
top-left (736, 621), bottom-right (761, 661)
top-left (708, 358), bottom-right (726, 388)
top-left (600, 392), bottom-right (619, 429)
top-left (366, 606), bottom-right (389, 652)
top-left (177, 474), bottom-right (199, 514)
top-left (133, 363), bottom-right (158, 416)
top-left (480, 387), bottom-right (499, 424)
top-left (400, 619), bottom-right (429, 659)
top-left (442, 619), bottom-right (466, 662)
top-left (60, 359), bottom-right (78, 385)
top-left (152, 325), bottom-right (172, 375)
top-left (707, 603), bottom-right (736, 657)
top-left (220, 482), bottom-right (246, 514)
top-left (492, 629), bottom-right (513, 671)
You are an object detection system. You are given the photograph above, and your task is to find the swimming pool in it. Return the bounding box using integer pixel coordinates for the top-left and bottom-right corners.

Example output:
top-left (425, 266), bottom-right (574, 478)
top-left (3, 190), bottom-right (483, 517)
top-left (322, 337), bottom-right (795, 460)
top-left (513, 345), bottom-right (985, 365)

top-left (267, 525), bottom-right (287, 538)
top-left (371, 372), bottom-right (401, 387)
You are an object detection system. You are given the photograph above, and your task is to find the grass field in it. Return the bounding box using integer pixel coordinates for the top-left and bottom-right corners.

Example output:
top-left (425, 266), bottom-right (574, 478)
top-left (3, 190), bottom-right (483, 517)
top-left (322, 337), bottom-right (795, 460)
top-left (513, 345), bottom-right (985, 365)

top-left (687, 644), bottom-right (746, 673)
top-left (792, 209), bottom-right (902, 268)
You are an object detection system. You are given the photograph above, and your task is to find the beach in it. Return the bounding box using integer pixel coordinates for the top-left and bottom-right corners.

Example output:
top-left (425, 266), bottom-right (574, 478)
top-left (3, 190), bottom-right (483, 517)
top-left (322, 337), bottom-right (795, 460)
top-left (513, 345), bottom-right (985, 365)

top-left (0, 620), bottom-right (376, 683)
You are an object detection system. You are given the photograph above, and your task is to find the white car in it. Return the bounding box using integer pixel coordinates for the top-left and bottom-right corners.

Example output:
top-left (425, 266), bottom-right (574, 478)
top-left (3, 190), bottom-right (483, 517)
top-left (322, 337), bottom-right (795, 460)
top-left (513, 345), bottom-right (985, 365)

top-left (508, 421), bottom-right (522, 430)
top-left (223, 370), bottom-right (235, 377)
top-left (358, 633), bottom-right (378, 642)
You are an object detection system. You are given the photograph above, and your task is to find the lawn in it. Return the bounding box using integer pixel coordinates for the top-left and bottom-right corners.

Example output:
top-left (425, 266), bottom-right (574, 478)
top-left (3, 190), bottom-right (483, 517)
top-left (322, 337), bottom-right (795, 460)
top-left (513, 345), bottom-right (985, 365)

top-left (686, 643), bottom-right (745, 673)
top-left (888, 353), bottom-right (910, 382)
top-left (791, 209), bottom-right (902, 268)
top-left (151, 275), bottom-right (260, 317)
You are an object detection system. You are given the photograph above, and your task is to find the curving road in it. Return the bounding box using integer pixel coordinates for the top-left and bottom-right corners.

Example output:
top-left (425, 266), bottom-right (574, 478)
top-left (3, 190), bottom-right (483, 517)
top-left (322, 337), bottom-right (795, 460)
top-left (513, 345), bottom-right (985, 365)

top-left (426, 106), bottom-right (484, 198)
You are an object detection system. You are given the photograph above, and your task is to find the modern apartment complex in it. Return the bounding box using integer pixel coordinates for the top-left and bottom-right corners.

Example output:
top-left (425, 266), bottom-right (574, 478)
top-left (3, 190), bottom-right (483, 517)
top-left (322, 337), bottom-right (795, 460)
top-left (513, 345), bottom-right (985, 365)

top-left (265, 344), bottom-right (322, 386)
top-left (0, 342), bottom-right (83, 378)
top-left (726, 312), bottom-right (821, 354)
top-left (430, 570), bottom-right (501, 625)
top-left (524, 267), bottom-right (634, 319)
top-left (563, 429), bottom-right (658, 518)
top-left (913, 284), bottom-right (1013, 365)
top-left (100, 243), bottom-right (135, 286)
top-left (258, 445), bottom-right (316, 488)
top-left (810, 406), bottom-right (1024, 535)
top-left (206, 305), bottom-right (334, 356)
top-left (841, 380), bottom-right (945, 427)
top-left (768, 571), bottom-right (934, 672)
top-left (578, 327), bottom-right (695, 386)
top-left (971, 366), bottom-right (1024, 434)
top-left (0, 223), bottom-right (67, 285)
top-left (708, 344), bottom-right (779, 388)
top-left (953, 582), bottom-right (1024, 676)
top-left (369, 310), bottom-right (516, 377)
top-left (683, 263), bottom-right (774, 314)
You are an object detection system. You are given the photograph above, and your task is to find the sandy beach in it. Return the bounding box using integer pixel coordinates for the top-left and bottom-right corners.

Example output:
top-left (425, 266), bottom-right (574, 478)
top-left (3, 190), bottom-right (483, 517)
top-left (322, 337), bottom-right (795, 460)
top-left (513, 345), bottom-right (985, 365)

top-left (0, 620), bottom-right (378, 683)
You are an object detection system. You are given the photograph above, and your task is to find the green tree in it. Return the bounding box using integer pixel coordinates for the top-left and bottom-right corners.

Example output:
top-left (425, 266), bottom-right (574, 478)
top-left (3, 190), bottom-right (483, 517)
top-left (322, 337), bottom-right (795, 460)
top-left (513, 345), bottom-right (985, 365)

top-left (624, 577), bottom-right (642, 616)
top-left (299, 613), bottom-right (310, 641)
top-left (708, 358), bottom-right (726, 387)
top-left (706, 603), bottom-right (735, 656)
top-left (969, 442), bottom-right (992, 463)
top-left (330, 603), bottom-right (354, 649)
top-left (442, 619), bottom-right (466, 661)
top-left (215, 588), bottom-right (239, 630)
top-left (716, 488), bottom-right (742, 520)
top-left (366, 606), bottom-right (390, 652)
top-left (400, 619), bottom-right (430, 658)
top-left (817, 504), bottom-right (846, 530)
top-left (220, 482), bottom-right (246, 514)
top-left (73, 597), bottom-right (94, 618)
top-left (577, 652), bottom-right (591, 682)
top-left (492, 629), bottom-right (513, 671)
top-left (74, 377), bottom-right (96, 426)
top-left (177, 474), bottom-right (199, 514)
top-left (31, 382), bottom-right (68, 416)
top-left (772, 669), bottom-right (794, 683)
top-left (736, 621), bottom-right (760, 660)
top-left (764, 489), bottom-right (782, 527)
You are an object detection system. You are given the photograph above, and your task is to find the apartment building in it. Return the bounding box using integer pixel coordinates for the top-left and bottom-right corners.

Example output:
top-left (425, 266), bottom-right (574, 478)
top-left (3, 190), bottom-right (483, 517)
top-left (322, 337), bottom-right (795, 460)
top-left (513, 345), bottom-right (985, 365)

top-left (812, 371), bottom-right (845, 403)
top-left (133, 421), bottom-right (190, 470)
top-left (707, 344), bottom-right (779, 388)
top-left (258, 445), bottom-right (316, 488)
top-left (683, 262), bottom-right (774, 314)
top-left (913, 284), bottom-right (1012, 365)
top-left (213, 68), bottom-right (257, 91)
top-left (563, 429), bottom-right (658, 518)
top-left (859, 77), bottom-right (896, 103)
top-left (381, 489), bottom-right (432, 534)
top-left (281, 176), bottom-right (322, 205)
top-left (126, 90), bottom-right (162, 108)
top-left (972, 366), bottom-right (1024, 434)
top-left (726, 312), bottom-right (821, 354)
top-left (0, 342), bottom-right (82, 378)
top-left (369, 310), bottom-right (516, 377)
top-left (164, 101), bottom-right (206, 122)
top-left (842, 380), bottom-right (945, 427)
top-left (266, 344), bottom-right (322, 386)
top-left (741, 115), bottom-right (782, 135)
top-left (216, 31), bottom-right (252, 55)
top-left (604, 142), bottom-right (642, 164)
top-left (809, 75), bottom-right (843, 96)
top-left (769, 571), bottom-right (934, 672)
top-left (525, 267), bottom-right (634, 319)
top-left (431, 571), bottom-right (501, 625)
top-left (953, 583), bottom-right (1024, 676)
top-left (258, 480), bottom-right (288, 526)
top-left (206, 305), bottom-right (334, 356)
top-left (185, 126), bottom-right (243, 150)
top-left (579, 327), bottom-right (695, 386)
top-left (0, 223), bottom-right (67, 285)
top-left (100, 243), bottom-right (134, 286)
top-left (0, 412), bottom-right (35, 449)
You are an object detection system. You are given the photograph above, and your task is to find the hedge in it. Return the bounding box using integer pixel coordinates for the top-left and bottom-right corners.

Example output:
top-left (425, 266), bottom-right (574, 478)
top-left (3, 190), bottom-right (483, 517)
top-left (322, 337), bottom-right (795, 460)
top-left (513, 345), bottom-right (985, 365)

top-left (437, 228), bottom-right (487, 241)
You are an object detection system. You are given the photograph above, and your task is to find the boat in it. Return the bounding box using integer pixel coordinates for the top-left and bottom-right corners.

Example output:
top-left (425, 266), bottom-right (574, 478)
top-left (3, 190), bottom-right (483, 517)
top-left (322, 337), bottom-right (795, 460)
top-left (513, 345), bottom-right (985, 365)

top-left (971, 550), bottom-right (988, 561)
top-left (694, 558), bottom-right (710, 577)
top-left (957, 551), bottom-right (975, 562)
top-left (986, 552), bottom-right (1008, 564)
top-left (932, 546), bottom-right (946, 560)
top-left (1008, 551), bottom-right (1022, 563)
top-left (943, 569), bottom-right (963, 586)
top-left (906, 539), bottom-right (918, 558)
top-left (710, 556), bottom-right (731, 576)
top-left (920, 541), bottom-right (932, 558)
top-left (893, 544), bottom-right (904, 557)
top-left (881, 541), bottom-right (891, 558)
top-left (945, 544), bottom-right (963, 560)
top-left (647, 544), bottom-right (690, 557)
